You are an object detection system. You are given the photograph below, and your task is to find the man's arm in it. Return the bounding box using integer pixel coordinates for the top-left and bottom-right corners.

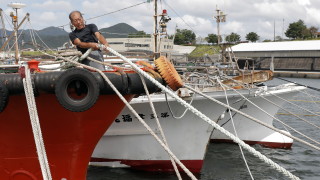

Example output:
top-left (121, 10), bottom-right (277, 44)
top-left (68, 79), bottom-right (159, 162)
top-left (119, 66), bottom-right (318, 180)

top-left (72, 38), bottom-right (99, 50)
top-left (94, 32), bottom-right (109, 46)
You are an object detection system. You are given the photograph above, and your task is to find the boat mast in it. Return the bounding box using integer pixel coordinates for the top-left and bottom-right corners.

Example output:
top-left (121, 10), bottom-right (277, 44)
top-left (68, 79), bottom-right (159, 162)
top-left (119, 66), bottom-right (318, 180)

top-left (0, 13), bottom-right (29, 52)
top-left (214, 5), bottom-right (226, 45)
top-left (214, 5), bottom-right (226, 63)
top-left (153, 0), bottom-right (171, 59)
top-left (0, 8), bottom-right (8, 50)
top-left (8, 3), bottom-right (26, 64)
top-left (153, 0), bottom-right (159, 59)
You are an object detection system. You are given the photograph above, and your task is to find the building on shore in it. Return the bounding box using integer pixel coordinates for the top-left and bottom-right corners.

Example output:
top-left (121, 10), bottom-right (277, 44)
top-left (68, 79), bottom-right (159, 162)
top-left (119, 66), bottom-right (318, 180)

top-left (231, 40), bottom-right (320, 72)
top-left (107, 38), bottom-right (173, 54)
top-left (107, 37), bottom-right (196, 62)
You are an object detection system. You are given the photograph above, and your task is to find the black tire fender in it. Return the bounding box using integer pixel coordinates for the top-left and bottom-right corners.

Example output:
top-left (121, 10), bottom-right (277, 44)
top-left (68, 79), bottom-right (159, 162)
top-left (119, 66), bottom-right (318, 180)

top-left (55, 68), bottom-right (100, 112)
top-left (0, 81), bottom-right (9, 112)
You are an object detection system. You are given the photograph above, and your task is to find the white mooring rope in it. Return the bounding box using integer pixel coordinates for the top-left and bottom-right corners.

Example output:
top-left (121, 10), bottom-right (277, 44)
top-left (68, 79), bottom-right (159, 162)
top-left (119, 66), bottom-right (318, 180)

top-left (138, 74), bottom-right (182, 180)
top-left (22, 65), bottom-right (52, 180)
top-left (216, 76), bottom-right (320, 146)
top-left (58, 55), bottom-right (198, 180)
top-left (37, 45), bottom-right (301, 180)
top-left (218, 81), bottom-right (320, 146)
top-left (217, 79), bottom-right (254, 180)
top-left (103, 46), bottom-right (300, 180)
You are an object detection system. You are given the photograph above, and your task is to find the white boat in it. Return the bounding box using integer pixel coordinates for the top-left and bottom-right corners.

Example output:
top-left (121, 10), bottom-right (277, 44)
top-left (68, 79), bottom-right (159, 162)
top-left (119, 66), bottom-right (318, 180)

top-left (91, 88), bottom-right (252, 172)
top-left (211, 83), bottom-right (306, 148)
top-left (91, 83), bottom-right (305, 172)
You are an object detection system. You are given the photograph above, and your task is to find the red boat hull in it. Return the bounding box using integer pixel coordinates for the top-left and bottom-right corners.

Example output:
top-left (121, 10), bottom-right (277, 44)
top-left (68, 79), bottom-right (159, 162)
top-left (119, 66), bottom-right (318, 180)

top-left (210, 139), bottom-right (293, 149)
top-left (0, 93), bottom-right (132, 179)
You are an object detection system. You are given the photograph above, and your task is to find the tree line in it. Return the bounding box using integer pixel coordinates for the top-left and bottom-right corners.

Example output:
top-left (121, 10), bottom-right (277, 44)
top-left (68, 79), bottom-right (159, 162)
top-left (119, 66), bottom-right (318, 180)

top-left (171, 19), bottom-right (319, 45)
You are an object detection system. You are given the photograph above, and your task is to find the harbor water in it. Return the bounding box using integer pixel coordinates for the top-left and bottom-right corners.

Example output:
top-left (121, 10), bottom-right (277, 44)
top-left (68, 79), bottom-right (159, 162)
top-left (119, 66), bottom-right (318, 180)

top-left (87, 77), bottom-right (320, 180)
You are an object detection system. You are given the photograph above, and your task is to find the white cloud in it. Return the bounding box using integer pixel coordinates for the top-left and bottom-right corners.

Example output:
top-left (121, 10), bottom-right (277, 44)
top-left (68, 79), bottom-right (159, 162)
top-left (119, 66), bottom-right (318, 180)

top-left (1, 0), bottom-right (319, 41)
top-left (297, 0), bottom-right (311, 6)
top-left (222, 21), bottom-right (244, 38)
top-left (32, 1), bottom-right (73, 12)
top-left (38, 12), bottom-right (57, 22)
top-left (305, 7), bottom-right (320, 25)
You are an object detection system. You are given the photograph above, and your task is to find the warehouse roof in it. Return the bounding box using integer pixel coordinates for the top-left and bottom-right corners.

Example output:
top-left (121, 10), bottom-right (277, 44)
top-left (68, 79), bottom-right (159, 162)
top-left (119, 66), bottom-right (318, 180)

top-left (231, 40), bottom-right (320, 52)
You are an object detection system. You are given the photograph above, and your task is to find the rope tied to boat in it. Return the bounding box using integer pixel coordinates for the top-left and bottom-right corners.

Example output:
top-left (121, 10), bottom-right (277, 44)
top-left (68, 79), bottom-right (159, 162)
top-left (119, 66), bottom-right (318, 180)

top-left (217, 78), bottom-right (255, 179)
top-left (56, 51), bottom-right (197, 180)
top-left (102, 46), bottom-right (300, 180)
top-left (164, 91), bottom-right (195, 119)
top-left (22, 64), bottom-right (52, 180)
top-left (23, 45), bottom-right (301, 180)
top-left (216, 75), bottom-right (320, 145)
top-left (16, 20), bottom-right (305, 179)
top-left (138, 73), bottom-right (182, 180)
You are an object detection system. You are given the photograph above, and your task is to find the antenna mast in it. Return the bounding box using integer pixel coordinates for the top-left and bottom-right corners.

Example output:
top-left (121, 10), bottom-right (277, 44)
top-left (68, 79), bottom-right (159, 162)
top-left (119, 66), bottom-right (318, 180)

top-left (153, 0), bottom-right (159, 59)
top-left (0, 9), bottom-right (8, 49)
top-left (214, 5), bottom-right (226, 45)
top-left (8, 2), bottom-right (26, 64)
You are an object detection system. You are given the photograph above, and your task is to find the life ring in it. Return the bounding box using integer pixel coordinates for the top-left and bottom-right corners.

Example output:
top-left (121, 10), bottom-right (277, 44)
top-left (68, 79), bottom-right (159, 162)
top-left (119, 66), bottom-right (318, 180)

top-left (155, 56), bottom-right (183, 91)
top-left (55, 68), bottom-right (100, 112)
top-left (0, 81), bottom-right (9, 112)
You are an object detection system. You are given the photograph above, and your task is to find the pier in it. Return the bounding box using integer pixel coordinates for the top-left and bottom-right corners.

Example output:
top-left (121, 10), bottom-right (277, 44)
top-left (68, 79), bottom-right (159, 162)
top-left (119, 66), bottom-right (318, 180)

top-left (231, 40), bottom-right (320, 78)
top-left (273, 70), bottom-right (320, 78)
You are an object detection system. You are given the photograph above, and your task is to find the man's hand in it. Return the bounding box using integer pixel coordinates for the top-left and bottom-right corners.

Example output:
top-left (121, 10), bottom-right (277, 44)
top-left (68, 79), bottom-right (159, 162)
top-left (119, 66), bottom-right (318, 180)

top-left (103, 43), bottom-right (109, 53)
top-left (97, 43), bottom-right (109, 53)
top-left (91, 42), bottom-right (99, 50)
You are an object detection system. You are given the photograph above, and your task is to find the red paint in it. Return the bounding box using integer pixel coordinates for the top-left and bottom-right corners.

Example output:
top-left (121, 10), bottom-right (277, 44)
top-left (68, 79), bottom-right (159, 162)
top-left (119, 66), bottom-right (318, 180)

top-left (210, 139), bottom-right (293, 149)
top-left (162, 9), bottom-right (167, 14)
top-left (90, 158), bottom-right (203, 173)
top-left (27, 59), bottom-right (40, 72)
top-left (18, 66), bottom-right (26, 78)
top-left (0, 93), bottom-right (133, 180)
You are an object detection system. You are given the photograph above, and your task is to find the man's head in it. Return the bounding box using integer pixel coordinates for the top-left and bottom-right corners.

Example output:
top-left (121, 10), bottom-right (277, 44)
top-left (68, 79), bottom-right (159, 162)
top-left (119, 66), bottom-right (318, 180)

top-left (69, 11), bottom-right (85, 30)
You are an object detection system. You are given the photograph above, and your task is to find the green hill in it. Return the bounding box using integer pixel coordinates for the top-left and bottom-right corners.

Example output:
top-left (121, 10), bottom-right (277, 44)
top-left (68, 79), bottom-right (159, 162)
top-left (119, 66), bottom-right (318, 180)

top-left (188, 45), bottom-right (220, 58)
top-left (99, 23), bottom-right (138, 38)
top-left (0, 23), bottom-right (139, 49)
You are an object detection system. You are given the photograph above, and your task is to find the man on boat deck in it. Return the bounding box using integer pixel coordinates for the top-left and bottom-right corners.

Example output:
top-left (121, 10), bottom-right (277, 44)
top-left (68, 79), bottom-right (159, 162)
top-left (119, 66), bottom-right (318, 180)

top-left (69, 10), bottom-right (108, 70)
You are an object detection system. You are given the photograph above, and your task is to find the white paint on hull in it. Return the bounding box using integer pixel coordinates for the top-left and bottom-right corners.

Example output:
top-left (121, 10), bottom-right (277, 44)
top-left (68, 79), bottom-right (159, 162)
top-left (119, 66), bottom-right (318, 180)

top-left (92, 84), bottom-right (305, 169)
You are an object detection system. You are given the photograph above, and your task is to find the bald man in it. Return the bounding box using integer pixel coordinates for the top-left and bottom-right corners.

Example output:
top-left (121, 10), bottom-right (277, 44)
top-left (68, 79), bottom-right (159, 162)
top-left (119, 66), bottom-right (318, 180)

top-left (69, 11), bottom-right (109, 70)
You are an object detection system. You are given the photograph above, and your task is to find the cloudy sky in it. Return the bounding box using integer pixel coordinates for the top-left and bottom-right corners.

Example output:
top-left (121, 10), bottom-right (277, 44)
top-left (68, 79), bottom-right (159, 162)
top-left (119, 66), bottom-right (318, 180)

top-left (1, 0), bottom-right (320, 41)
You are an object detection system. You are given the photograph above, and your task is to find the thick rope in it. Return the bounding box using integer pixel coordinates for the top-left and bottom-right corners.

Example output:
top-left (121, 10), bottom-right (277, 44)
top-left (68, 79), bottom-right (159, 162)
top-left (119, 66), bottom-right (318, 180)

top-left (217, 79), bottom-right (254, 180)
top-left (58, 55), bottom-right (197, 180)
top-left (138, 74), bottom-right (182, 180)
top-left (33, 45), bottom-right (300, 180)
top-left (218, 82), bottom-right (320, 146)
top-left (269, 90), bottom-right (320, 118)
top-left (188, 83), bottom-right (320, 151)
top-left (297, 89), bottom-right (320, 100)
top-left (22, 65), bottom-right (52, 180)
top-left (184, 72), bottom-right (320, 150)
top-left (104, 46), bottom-right (300, 180)
top-left (260, 91), bottom-right (320, 129)
top-left (216, 73), bottom-right (320, 144)
top-left (183, 85), bottom-right (300, 180)
top-left (216, 76), bottom-right (320, 146)
top-left (165, 92), bottom-right (195, 119)
top-left (301, 89), bottom-right (320, 111)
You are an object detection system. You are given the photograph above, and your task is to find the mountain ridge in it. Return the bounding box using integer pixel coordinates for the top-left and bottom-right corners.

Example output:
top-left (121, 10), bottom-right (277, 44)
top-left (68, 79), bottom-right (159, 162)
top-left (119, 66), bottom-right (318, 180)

top-left (0, 23), bottom-right (140, 49)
